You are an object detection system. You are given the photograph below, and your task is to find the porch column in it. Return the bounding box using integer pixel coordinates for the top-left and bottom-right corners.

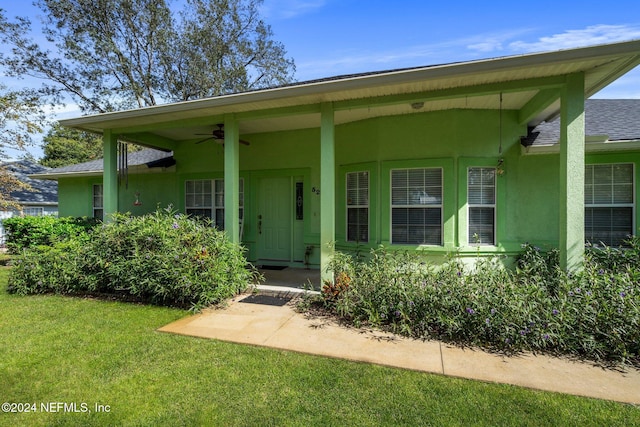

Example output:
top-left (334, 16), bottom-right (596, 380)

top-left (224, 114), bottom-right (240, 244)
top-left (320, 102), bottom-right (335, 283)
top-left (559, 73), bottom-right (585, 270)
top-left (102, 129), bottom-right (118, 222)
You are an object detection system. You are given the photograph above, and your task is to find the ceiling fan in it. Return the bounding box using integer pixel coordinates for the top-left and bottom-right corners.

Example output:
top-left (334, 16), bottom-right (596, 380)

top-left (195, 124), bottom-right (250, 146)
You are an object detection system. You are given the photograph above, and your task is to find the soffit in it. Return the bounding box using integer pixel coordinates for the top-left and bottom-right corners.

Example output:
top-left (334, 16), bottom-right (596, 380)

top-left (60, 41), bottom-right (640, 141)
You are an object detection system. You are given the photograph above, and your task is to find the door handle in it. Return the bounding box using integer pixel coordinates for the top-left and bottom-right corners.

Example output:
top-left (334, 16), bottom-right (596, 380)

top-left (258, 214), bottom-right (262, 234)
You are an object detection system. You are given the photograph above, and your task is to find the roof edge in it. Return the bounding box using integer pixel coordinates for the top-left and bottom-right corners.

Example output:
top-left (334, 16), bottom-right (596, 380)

top-left (59, 40), bottom-right (640, 131)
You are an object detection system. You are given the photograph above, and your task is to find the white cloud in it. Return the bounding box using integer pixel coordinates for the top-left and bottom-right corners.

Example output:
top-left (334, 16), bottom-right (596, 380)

top-left (507, 24), bottom-right (640, 53)
top-left (260, 0), bottom-right (327, 20)
top-left (294, 45), bottom-right (442, 80)
top-left (467, 40), bottom-right (504, 53)
top-left (294, 31), bottom-right (528, 80)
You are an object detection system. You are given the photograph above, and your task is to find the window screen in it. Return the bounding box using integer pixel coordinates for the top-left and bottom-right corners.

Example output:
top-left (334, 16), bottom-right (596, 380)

top-left (468, 167), bottom-right (496, 245)
top-left (346, 171), bottom-right (369, 242)
top-left (585, 164), bottom-right (634, 246)
top-left (391, 168), bottom-right (442, 245)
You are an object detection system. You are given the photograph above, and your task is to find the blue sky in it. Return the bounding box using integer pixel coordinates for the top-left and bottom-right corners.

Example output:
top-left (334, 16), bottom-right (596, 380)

top-left (2, 0), bottom-right (640, 158)
top-left (258, 0), bottom-right (640, 97)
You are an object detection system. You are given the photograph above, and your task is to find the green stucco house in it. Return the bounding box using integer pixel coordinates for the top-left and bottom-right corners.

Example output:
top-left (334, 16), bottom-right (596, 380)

top-left (33, 41), bottom-right (640, 280)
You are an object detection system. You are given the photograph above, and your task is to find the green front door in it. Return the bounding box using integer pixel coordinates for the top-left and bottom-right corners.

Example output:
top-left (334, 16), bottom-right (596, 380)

top-left (257, 176), bottom-right (292, 262)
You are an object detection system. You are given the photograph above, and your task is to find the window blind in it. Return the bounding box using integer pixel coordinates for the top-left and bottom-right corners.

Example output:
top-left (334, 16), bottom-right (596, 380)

top-left (468, 167), bottom-right (496, 245)
top-left (585, 164), bottom-right (634, 246)
top-left (391, 168), bottom-right (442, 245)
top-left (346, 171), bottom-right (369, 242)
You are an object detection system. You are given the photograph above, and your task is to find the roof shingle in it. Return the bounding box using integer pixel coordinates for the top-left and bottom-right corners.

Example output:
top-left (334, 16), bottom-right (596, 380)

top-left (523, 99), bottom-right (640, 146)
top-left (45, 148), bottom-right (173, 174)
top-left (2, 160), bottom-right (58, 204)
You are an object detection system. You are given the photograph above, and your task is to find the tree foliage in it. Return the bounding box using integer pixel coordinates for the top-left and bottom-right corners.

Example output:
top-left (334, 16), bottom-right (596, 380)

top-left (0, 0), bottom-right (296, 114)
top-left (0, 11), bottom-right (44, 204)
top-left (0, 80), bottom-right (46, 157)
top-left (0, 165), bottom-right (31, 210)
top-left (39, 123), bottom-right (104, 168)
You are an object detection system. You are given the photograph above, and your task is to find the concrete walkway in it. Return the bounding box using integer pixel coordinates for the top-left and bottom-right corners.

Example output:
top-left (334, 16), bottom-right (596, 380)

top-left (159, 287), bottom-right (640, 405)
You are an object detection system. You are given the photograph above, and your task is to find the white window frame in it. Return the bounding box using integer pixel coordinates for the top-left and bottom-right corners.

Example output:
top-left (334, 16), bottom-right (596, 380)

top-left (467, 167), bottom-right (496, 246)
top-left (346, 171), bottom-right (369, 243)
top-left (585, 163), bottom-right (635, 246)
top-left (92, 184), bottom-right (103, 220)
top-left (390, 167), bottom-right (443, 245)
top-left (185, 179), bottom-right (213, 221)
top-left (22, 207), bottom-right (44, 217)
top-left (185, 179), bottom-right (244, 230)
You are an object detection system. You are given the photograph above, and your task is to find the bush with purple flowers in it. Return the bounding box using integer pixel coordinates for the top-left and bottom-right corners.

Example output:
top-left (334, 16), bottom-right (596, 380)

top-left (320, 243), bottom-right (640, 368)
top-left (8, 207), bottom-right (259, 311)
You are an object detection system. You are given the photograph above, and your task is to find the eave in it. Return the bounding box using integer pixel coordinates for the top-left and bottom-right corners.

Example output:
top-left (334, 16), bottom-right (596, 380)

top-left (58, 40), bottom-right (640, 150)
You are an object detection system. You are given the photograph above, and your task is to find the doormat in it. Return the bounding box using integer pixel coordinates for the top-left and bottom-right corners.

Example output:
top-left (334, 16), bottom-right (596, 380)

top-left (259, 265), bottom-right (288, 270)
top-left (239, 294), bottom-right (291, 307)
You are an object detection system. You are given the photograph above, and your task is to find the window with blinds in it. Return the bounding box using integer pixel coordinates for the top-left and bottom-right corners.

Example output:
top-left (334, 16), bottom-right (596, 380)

top-left (468, 167), bottom-right (496, 245)
top-left (391, 168), bottom-right (442, 245)
top-left (185, 179), bottom-right (244, 229)
top-left (346, 171), bottom-right (369, 242)
top-left (585, 163), bottom-right (634, 246)
top-left (92, 184), bottom-right (103, 220)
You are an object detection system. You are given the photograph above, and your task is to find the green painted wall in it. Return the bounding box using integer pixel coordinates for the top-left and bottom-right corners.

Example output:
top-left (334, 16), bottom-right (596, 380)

top-left (57, 172), bottom-right (178, 218)
top-left (58, 177), bottom-right (95, 217)
top-left (56, 108), bottom-right (640, 265)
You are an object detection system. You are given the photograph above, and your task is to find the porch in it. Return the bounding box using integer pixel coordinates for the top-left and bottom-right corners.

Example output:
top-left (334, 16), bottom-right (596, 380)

top-left (257, 266), bottom-right (321, 291)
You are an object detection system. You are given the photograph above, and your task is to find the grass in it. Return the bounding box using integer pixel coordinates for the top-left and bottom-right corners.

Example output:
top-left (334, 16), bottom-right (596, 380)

top-left (1, 267), bottom-right (639, 426)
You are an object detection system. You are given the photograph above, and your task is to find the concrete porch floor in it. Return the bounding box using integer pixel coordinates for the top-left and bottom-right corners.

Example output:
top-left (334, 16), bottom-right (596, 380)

top-left (257, 267), bottom-right (321, 290)
top-left (159, 287), bottom-right (640, 405)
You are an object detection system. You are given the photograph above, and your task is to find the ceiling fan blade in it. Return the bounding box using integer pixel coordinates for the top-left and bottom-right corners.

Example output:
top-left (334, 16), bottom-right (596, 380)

top-left (195, 137), bottom-right (213, 144)
top-left (212, 132), bottom-right (250, 146)
top-left (193, 123), bottom-right (250, 146)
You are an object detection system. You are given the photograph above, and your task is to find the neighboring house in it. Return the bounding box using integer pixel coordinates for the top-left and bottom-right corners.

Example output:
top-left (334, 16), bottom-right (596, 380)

top-left (32, 40), bottom-right (640, 280)
top-left (1, 160), bottom-right (58, 244)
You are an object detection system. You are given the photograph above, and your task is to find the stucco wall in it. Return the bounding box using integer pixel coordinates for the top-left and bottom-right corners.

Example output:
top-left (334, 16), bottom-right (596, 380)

top-left (56, 108), bottom-right (640, 264)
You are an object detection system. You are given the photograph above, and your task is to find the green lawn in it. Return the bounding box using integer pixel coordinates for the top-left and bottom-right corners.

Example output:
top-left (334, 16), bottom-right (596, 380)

top-left (1, 267), bottom-right (638, 427)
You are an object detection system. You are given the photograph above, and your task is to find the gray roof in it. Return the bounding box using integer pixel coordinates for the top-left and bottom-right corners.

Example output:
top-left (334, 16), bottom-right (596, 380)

top-left (2, 160), bottom-right (58, 204)
top-left (523, 99), bottom-right (640, 146)
top-left (44, 148), bottom-right (174, 174)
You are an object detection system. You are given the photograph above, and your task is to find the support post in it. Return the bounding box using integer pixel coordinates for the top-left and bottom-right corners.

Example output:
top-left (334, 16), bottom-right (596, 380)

top-left (103, 129), bottom-right (118, 222)
top-left (559, 73), bottom-right (585, 270)
top-left (224, 114), bottom-right (240, 244)
top-left (320, 103), bottom-right (335, 283)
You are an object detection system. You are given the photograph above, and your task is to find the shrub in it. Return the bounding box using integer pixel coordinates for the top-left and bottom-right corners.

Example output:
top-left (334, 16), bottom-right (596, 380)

top-left (320, 244), bottom-right (640, 368)
top-left (7, 239), bottom-right (87, 295)
top-left (8, 207), bottom-right (259, 311)
top-left (3, 215), bottom-right (97, 253)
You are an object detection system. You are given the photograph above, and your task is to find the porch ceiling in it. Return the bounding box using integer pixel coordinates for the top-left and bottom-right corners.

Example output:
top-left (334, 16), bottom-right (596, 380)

top-left (59, 40), bottom-right (640, 147)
